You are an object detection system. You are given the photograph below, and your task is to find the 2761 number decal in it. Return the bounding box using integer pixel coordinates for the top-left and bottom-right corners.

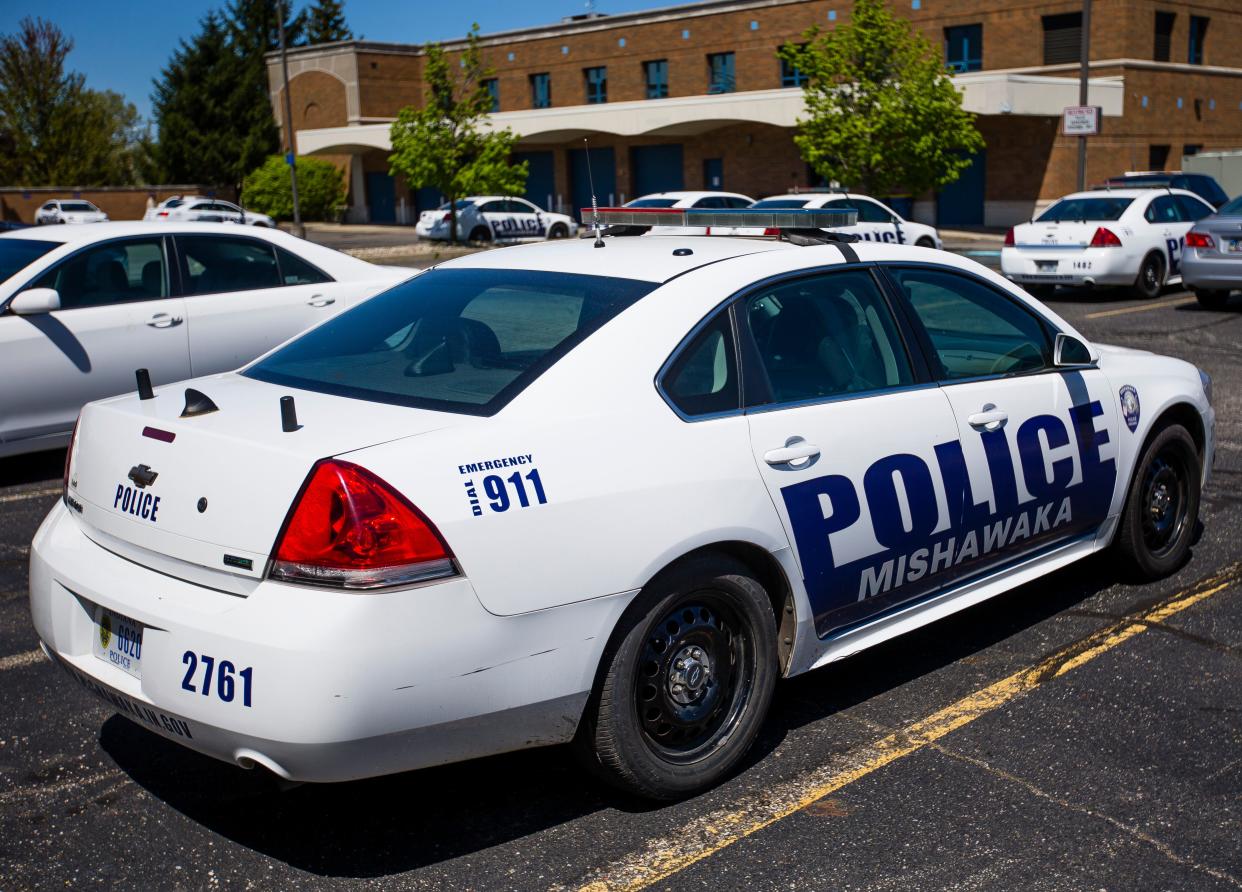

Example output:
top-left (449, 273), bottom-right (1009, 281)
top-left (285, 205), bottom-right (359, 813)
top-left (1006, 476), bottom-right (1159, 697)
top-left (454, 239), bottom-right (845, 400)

top-left (181, 651), bottom-right (253, 707)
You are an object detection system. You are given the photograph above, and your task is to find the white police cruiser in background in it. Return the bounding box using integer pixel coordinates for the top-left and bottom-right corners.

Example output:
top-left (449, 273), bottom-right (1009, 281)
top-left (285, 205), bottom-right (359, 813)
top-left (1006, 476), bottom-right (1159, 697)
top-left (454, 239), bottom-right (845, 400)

top-left (726, 192), bottom-right (941, 248)
top-left (32, 207), bottom-right (1213, 800)
top-left (624, 191), bottom-right (755, 235)
top-left (415, 196), bottom-right (577, 243)
top-left (1001, 187), bottom-right (1215, 298)
top-left (143, 196), bottom-right (276, 228)
top-left (35, 200), bottom-right (109, 225)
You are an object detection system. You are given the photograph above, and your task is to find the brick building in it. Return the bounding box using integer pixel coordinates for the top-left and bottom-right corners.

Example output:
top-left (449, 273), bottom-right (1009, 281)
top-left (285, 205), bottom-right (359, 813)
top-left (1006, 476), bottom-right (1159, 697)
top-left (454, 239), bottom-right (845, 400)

top-left (266, 0), bottom-right (1242, 227)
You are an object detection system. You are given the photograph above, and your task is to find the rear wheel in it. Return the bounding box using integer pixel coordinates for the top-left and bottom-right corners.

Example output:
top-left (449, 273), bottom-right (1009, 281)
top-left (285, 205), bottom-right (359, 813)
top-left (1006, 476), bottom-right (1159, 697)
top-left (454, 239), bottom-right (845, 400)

top-left (1114, 424), bottom-right (1200, 580)
top-left (1133, 252), bottom-right (1165, 299)
top-left (468, 225), bottom-right (491, 243)
top-left (1193, 288), bottom-right (1231, 310)
top-left (915, 236), bottom-right (935, 249)
top-left (548, 223), bottom-right (569, 239)
top-left (575, 556), bottom-right (778, 800)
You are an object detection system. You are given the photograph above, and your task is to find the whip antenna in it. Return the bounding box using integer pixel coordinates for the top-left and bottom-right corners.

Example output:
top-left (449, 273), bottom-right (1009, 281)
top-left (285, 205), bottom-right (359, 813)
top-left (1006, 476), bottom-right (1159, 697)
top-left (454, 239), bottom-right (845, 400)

top-left (583, 138), bottom-right (605, 247)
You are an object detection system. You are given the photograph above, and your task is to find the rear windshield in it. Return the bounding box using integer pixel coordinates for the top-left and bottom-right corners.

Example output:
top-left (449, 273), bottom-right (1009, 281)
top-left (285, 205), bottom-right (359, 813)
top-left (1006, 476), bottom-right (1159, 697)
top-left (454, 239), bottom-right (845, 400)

top-left (0, 238), bottom-right (59, 286)
top-left (626, 198), bottom-right (679, 208)
top-left (164, 199), bottom-right (185, 208)
top-left (1036, 197), bottom-right (1134, 222)
top-left (245, 268), bottom-right (657, 415)
top-left (751, 198), bottom-right (811, 209)
top-left (1219, 195), bottom-right (1242, 216)
top-left (60, 202), bottom-right (96, 212)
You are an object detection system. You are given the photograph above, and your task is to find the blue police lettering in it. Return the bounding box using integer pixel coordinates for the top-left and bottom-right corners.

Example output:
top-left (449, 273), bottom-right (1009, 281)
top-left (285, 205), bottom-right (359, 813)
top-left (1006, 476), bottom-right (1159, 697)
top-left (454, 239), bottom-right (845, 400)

top-left (114, 484), bottom-right (160, 523)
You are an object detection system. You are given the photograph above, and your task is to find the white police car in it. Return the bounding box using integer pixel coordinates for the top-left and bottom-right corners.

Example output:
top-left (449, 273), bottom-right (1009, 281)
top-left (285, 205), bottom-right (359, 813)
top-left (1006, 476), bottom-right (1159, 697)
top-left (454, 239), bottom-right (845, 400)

top-left (1001, 187), bottom-right (1215, 298)
top-left (727, 193), bottom-right (941, 248)
top-left (35, 199), bottom-right (109, 225)
top-left (32, 208), bottom-right (1213, 800)
top-left (415, 196), bottom-right (577, 243)
top-left (143, 196), bottom-right (276, 228)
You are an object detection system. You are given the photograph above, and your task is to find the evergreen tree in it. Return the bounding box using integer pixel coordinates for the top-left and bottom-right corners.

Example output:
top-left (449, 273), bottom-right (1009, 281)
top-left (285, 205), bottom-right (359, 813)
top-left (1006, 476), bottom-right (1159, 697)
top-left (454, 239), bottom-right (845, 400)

top-left (305, 0), bottom-right (353, 44)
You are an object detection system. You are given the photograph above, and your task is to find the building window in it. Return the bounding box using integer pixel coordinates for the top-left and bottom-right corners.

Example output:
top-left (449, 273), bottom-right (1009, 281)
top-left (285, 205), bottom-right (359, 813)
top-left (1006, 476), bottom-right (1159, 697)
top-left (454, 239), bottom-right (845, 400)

top-left (1153, 11), bottom-right (1175, 62)
top-left (530, 72), bottom-right (551, 109)
top-left (644, 60), bottom-right (669, 99)
top-left (1149, 144), bottom-right (1170, 170)
top-left (585, 66), bottom-right (607, 104)
top-left (779, 55), bottom-right (807, 88)
top-left (707, 52), bottom-right (735, 94)
top-left (944, 24), bottom-right (982, 72)
top-left (1042, 12), bottom-right (1082, 65)
top-left (1188, 15), bottom-right (1208, 65)
top-left (482, 78), bottom-right (499, 113)
top-left (1184, 144), bottom-right (1202, 156)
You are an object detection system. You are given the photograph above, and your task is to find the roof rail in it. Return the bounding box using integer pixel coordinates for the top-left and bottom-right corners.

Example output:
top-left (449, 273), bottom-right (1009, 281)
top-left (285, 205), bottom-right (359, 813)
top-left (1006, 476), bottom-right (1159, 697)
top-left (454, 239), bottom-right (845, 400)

top-left (577, 206), bottom-right (860, 242)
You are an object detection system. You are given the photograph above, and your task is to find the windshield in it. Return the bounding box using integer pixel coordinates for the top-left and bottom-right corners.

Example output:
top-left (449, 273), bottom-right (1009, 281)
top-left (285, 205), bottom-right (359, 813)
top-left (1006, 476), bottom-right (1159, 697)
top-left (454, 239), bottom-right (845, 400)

top-left (0, 238), bottom-right (60, 288)
top-left (1036, 197), bottom-right (1134, 222)
top-left (60, 202), bottom-right (96, 212)
top-left (245, 268), bottom-right (657, 415)
top-left (1219, 195), bottom-right (1242, 216)
top-left (751, 199), bottom-right (811, 209)
top-left (625, 198), bottom-right (679, 208)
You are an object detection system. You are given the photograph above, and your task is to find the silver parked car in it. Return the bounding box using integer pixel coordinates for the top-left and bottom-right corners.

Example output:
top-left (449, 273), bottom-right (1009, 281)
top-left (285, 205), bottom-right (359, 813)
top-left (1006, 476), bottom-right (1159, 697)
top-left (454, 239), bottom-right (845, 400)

top-left (1184, 193), bottom-right (1242, 309)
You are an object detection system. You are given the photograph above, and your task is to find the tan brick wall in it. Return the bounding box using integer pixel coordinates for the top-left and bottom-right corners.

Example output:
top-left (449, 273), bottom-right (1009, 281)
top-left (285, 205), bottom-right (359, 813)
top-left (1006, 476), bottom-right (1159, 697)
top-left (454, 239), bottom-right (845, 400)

top-left (277, 69), bottom-right (350, 152)
top-left (357, 53), bottom-right (422, 119)
top-left (0, 186), bottom-right (220, 225)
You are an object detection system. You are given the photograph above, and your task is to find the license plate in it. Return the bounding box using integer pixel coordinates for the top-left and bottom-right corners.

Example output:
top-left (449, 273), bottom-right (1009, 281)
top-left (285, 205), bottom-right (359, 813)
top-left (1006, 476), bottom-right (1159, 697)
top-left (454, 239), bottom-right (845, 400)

top-left (1036, 260), bottom-right (1058, 272)
top-left (1228, 239), bottom-right (1241, 254)
top-left (92, 606), bottom-right (143, 679)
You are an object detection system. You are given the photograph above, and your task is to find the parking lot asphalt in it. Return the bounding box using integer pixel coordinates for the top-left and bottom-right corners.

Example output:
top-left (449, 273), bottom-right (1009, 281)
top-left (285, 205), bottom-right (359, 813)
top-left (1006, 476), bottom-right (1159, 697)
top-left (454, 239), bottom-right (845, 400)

top-left (1, 258), bottom-right (1240, 891)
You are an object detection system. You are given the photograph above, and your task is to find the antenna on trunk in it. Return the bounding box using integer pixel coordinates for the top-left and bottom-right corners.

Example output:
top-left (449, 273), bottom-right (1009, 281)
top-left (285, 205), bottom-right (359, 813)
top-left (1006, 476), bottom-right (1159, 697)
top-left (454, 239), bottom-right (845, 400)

top-left (280, 395), bottom-right (300, 432)
top-left (583, 138), bottom-right (605, 248)
top-left (135, 368), bottom-right (154, 401)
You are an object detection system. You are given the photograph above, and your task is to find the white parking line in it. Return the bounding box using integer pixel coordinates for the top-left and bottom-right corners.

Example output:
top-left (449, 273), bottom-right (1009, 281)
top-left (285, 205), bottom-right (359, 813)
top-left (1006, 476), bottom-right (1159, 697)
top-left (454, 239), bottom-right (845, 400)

top-left (0, 485), bottom-right (61, 505)
top-left (0, 649), bottom-right (46, 672)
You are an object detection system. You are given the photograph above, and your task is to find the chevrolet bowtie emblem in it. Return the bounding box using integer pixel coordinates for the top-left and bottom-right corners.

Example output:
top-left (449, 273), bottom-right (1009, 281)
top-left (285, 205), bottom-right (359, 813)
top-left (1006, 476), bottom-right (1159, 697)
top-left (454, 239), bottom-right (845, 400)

top-left (128, 464), bottom-right (158, 489)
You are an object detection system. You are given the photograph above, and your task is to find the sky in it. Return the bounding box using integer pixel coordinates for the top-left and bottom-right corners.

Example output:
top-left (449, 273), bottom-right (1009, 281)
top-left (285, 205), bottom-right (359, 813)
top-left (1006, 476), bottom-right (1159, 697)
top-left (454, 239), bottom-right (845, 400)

top-left (0, 1), bottom-right (675, 122)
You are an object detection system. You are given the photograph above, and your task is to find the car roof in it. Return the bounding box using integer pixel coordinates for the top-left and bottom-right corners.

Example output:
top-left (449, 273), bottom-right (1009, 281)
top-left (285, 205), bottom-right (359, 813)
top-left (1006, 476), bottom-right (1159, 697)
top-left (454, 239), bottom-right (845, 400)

top-left (1053, 188), bottom-right (1202, 201)
top-left (757, 192), bottom-right (880, 203)
top-left (440, 234), bottom-right (795, 282)
top-left (632, 191), bottom-right (753, 201)
top-left (0, 221), bottom-right (279, 245)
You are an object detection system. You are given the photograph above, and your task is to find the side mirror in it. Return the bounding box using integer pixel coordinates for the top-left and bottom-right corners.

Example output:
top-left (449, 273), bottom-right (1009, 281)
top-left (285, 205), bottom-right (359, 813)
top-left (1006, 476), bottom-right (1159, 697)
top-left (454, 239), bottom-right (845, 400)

top-left (1054, 332), bottom-right (1094, 367)
top-left (9, 288), bottom-right (61, 315)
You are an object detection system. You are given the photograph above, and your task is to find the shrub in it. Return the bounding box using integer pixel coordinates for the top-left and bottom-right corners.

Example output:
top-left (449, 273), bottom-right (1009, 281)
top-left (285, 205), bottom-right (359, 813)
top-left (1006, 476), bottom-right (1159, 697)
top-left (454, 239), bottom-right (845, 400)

top-left (241, 155), bottom-right (346, 221)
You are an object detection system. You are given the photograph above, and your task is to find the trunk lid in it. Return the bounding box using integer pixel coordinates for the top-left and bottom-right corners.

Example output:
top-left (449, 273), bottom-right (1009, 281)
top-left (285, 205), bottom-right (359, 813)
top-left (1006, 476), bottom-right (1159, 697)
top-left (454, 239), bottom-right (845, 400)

top-left (1196, 216), bottom-right (1242, 256)
top-left (1012, 220), bottom-right (1100, 250)
top-left (68, 373), bottom-right (470, 592)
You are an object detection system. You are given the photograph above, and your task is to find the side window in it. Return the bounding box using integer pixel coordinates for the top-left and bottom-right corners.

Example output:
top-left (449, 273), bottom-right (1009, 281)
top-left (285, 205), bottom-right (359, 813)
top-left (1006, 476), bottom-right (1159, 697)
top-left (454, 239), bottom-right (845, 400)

top-left (726, 197), bottom-right (752, 209)
top-left (479, 200), bottom-right (507, 214)
top-left (507, 200), bottom-right (536, 213)
top-left (178, 235), bottom-right (281, 295)
top-left (275, 247), bottom-right (332, 285)
top-left (742, 269), bottom-right (913, 404)
top-left (856, 201), bottom-right (895, 224)
top-left (888, 267), bottom-right (1051, 379)
top-left (1144, 195), bottom-right (1183, 223)
top-left (693, 196), bottom-right (727, 209)
top-left (34, 238), bottom-right (169, 310)
top-left (1174, 194), bottom-right (1213, 221)
top-left (662, 310), bottom-right (740, 416)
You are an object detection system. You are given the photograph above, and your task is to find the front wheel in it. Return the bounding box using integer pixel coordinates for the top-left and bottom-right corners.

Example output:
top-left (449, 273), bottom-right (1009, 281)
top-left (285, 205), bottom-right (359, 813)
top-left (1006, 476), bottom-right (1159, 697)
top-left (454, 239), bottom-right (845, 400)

top-left (1132, 253), bottom-right (1165, 299)
top-left (575, 556), bottom-right (778, 800)
top-left (548, 223), bottom-right (569, 239)
top-left (1193, 288), bottom-right (1231, 310)
top-left (1114, 424), bottom-right (1200, 580)
top-left (915, 236), bottom-right (935, 249)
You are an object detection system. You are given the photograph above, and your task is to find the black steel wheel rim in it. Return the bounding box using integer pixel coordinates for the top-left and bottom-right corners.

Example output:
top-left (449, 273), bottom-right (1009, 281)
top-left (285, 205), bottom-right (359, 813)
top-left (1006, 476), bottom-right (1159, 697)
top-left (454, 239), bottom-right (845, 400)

top-left (1142, 258), bottom-right (1160, 293)
top-left (1140, 449), bottom-right (1189, 557)
top-left (633, 592), bottom-right (755, 764)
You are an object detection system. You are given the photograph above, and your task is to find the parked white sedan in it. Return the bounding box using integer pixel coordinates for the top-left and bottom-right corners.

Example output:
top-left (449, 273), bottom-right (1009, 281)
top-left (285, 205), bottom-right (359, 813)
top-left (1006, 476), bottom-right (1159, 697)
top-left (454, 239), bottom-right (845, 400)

top-left (35, 200), bottom-right (109, 225)
top-left (0, 222), bottom-right (408, 457)
top-left (623, 191), bottom-right (755, 235)
top-left (144, 196), bottom-right (276, 228)
top-left (1001, 188), bottom-right (1215, 298)
top-left (416, 197), bottom-right (577, 243)
top-left (739, 193), bottom-right (942, 248)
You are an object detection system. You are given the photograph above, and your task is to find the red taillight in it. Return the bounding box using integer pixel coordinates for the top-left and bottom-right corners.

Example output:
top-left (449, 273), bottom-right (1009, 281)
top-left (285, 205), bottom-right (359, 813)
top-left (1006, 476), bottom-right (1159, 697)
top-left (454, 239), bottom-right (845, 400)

top-left (1003, 227), bottom-right (1015, 247)
top-left (1089, 227), bottom-right (1122, 248)
top-left (763, 227), bottom-right (781, 236)
top-left (1185, 231), bottom-right (1214, 249)
top-left (270, 459), bottom-right (455, 589)
top-left (157, 211), bottom-right (168, 217)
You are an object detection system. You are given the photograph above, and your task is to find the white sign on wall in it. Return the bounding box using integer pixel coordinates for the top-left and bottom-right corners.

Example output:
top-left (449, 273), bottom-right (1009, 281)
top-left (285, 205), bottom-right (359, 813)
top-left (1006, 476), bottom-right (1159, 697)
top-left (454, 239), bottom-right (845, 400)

top-left (1063, 106), bottom-right (1102, 136)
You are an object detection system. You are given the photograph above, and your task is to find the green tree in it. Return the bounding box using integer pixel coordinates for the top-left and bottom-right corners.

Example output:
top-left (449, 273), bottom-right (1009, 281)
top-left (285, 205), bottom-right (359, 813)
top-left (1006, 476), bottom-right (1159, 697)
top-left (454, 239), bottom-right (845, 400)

top-left (0, 17), bottom-right (145, 186)
top-left (780, 0), bottom-right (985, 199)
top-left (388, 24), bottom-right (527, 242)
top-left (305, 0), bottom-right (353, 44)
top-left (241, 154), bottom-right (346, 220)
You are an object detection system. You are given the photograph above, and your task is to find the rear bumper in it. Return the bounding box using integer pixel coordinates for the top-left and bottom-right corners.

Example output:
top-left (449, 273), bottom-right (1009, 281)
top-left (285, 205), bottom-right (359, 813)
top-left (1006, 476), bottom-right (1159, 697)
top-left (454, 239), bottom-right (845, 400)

top-left (30, 502), bottom-right (630, 782)
top-left (1181, 252), bottom-right (1242, 291)
top-left (1001, 247), bottom-right (1136, 286)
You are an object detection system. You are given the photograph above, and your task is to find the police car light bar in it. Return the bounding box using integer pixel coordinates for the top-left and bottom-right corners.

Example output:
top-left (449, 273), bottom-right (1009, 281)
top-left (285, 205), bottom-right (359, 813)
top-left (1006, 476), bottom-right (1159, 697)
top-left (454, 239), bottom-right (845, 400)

top-left (583, 207), bottom-right (860, 229)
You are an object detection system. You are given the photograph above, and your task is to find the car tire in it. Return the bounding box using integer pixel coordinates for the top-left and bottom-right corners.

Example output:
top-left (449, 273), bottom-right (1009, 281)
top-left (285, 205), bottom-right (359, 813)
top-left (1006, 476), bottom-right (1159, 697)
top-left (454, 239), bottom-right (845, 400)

top-left (548, 223), bottom-right (569, 239)
top-left (468, 225), bottom-right (491, 243)
top-left (1133, 252), bottom-right (1165, 299)
top-left (1114, 423), bottom-right (1200, 581)
top-left (915, 236), bottom-right (935, 248)
top-left (575, 555), bottom-right (778, 800)
top-left (1192, 288), bottom-right (1230, 310)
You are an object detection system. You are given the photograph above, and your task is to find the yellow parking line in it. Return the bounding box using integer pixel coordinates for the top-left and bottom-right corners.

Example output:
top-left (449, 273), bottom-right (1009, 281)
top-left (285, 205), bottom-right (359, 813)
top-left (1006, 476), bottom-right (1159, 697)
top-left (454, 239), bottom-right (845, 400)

top-left (1084, 295), bottom-right (1195, 319)
top-left (0, 649), bottom-right (46, 672)
top-left (571, 562), bottom-right (1242, 892)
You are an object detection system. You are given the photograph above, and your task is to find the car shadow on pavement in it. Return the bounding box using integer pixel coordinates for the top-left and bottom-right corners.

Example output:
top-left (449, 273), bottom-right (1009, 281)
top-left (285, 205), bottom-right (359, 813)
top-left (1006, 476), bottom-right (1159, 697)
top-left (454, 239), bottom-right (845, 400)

top-left (0, 448), bottom-right (66, 488)
top-left (95, 550), bottom-right (1166, 879)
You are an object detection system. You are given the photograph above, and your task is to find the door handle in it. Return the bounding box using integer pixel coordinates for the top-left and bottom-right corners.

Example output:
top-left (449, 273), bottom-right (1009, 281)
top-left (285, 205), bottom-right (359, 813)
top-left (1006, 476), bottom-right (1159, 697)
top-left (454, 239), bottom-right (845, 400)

top-left (764, 442), bottom-right (822, 466)
top-left (146, 313), bottom-right (183, 329)
top-left (968, 405), bottom-right (1008, 432)
top-left (307, 295), bottom-right (335, 307)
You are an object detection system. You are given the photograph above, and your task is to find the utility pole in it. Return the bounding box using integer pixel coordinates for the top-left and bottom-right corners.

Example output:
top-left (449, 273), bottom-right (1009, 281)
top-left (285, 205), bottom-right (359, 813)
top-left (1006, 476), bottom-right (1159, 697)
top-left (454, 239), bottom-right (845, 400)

top-left (278, 1), bottom-right (304, 238)
top-left (1076, 0), bottom-right (1092, 191)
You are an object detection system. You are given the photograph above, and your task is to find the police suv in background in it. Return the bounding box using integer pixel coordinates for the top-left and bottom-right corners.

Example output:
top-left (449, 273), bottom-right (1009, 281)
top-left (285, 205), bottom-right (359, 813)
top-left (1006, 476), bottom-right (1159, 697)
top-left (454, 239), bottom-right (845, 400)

top-left (36, 200), bottom-right (109, 225)
top-left (1001, 187), bottom-right (1215, 298)
top-left (415, 196), bottom-right (577, 243)
top-left (33, 206), bottom-right (1213, 800)
top-left (726, 193), bottom-right (941, 247)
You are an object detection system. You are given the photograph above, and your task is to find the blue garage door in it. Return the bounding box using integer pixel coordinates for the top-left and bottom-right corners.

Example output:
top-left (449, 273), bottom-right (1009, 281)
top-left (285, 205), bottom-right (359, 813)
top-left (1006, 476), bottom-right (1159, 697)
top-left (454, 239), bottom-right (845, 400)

top-left (514, 151), bottom-right (555, 211)
top-left (631, 144), bottom-right (684, 197)
top-left (366, 172), bottom-right (396, 224)
top-left (937, 151), bottom-right (986, 226)
top-left (414, 187), bottom-right (444, 215)
top-left (569, 147), bottom-right (616, 222)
